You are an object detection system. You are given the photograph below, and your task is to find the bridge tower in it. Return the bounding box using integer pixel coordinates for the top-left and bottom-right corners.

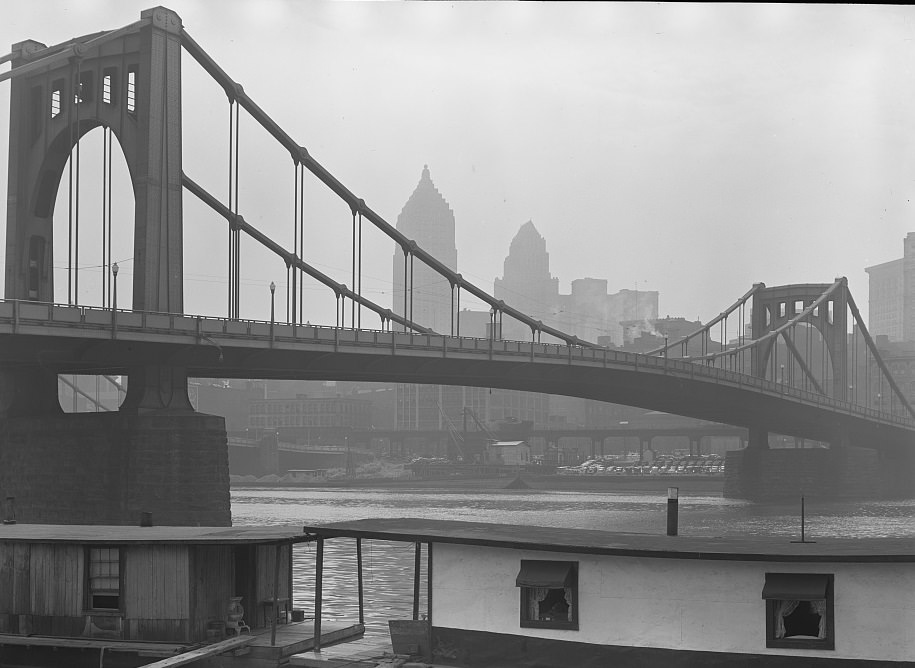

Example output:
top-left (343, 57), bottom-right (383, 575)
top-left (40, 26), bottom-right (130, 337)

top-left (0, 8), bottom-right (229, 525)
top-left (749, 281), bottom-right (849, 400)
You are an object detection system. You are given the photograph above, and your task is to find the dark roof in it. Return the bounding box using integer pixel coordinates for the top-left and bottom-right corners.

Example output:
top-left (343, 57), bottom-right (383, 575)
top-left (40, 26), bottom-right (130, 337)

top-left (302, 518), bottom-right (915, 563)
top-left (0, 524), bottom-right (310, 545)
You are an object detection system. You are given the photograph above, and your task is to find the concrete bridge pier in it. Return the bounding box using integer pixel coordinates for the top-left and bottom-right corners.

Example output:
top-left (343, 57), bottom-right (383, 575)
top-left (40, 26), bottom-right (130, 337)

top-left (0, 366), bottom-right (230, 526)
top-left (591, 437), bottom-right (602, 460)
top-left (723, 428), bottom-right (894, 501)
top-left (638, 436), bottom-right (654, 463)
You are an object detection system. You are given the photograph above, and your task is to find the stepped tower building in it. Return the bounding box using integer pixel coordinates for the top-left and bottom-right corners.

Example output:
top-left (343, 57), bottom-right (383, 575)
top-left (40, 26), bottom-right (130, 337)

top-left (391, 165), bottom-right (457, 332)
top-left (494, 221), bottom-right (560, 341)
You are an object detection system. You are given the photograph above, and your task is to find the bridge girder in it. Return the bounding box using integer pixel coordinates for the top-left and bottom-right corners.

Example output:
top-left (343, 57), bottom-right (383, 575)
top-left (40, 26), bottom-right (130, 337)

top-left (3, 331), bottom-right (911, 452)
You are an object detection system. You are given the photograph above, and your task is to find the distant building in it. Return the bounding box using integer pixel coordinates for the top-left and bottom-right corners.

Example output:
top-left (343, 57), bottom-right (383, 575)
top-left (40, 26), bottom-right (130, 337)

top-left (249, 395), bottom-right (371, 430)
top-left (865, 232), bottom-right (915, 343)
top-left (620, 316), bottom-right (711, 355)
top-left (485, 441), bottom-right (532, 466)
top-left (494, 221), bottom-right (560, 342)
top-left (873, 337), bottom-right (915, 409)
top-left (391, 170), bottom-right (550, 441)
top-left (494, 221), bottom-right (658, 346)
top-left (395, 385), bottom-right (549, 433)
top-left (391, 165), bottom-right (457, 333)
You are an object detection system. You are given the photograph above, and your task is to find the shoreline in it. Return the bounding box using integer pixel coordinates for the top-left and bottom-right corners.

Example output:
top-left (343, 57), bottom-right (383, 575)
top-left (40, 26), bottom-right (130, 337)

top-left (230, 474), bottom-right (726, 495)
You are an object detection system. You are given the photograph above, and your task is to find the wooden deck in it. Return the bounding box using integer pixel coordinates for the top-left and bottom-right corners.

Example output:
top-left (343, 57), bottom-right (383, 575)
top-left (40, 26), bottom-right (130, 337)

top-left (137, 636), bottom-right (254, 667)
top-left (290, 634), bottom-right (394, 667)
top-left (246, 621), bottom-right (365, 661)
top-left (0, 632), bottom-right (187, 657)
top-left (0, 622), bottom-right (364, 666)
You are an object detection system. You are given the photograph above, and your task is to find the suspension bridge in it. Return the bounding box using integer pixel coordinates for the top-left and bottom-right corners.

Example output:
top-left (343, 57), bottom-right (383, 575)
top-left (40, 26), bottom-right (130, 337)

top-left (1, 8), bottom-right (913, 524)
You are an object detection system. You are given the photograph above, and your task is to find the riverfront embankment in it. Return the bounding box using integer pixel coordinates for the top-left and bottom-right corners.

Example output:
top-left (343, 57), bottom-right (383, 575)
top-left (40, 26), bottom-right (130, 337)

top-left (230, 473), bottom-right (725, 494)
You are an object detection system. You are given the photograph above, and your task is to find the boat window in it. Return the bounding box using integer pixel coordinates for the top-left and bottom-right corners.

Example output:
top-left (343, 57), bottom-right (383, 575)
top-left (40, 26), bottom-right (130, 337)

top-left (88, 546), bottom-right (121, 611)
top-left (762, 572), bottom-right (834, 650)
top-left (516, 560), bottom-right (579, 631)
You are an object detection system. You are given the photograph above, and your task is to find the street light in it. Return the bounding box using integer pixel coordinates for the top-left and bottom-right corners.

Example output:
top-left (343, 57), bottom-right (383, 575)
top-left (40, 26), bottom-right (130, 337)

top-left (269, 281), bottom-right (276, 342)
top-left (112, 262), bottom-right (119, 309)
top-left (112, 262), bottom-right (119, 337)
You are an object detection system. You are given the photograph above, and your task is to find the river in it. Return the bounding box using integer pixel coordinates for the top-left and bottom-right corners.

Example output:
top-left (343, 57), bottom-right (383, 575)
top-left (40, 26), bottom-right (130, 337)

top-left (231, 486), bottom-right (915, 639)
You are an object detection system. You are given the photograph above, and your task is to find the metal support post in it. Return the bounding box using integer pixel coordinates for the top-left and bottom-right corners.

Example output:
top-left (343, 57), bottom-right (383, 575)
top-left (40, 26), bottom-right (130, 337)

top-left (314, 537), bottom-right (323, 651)
top-left (413, 542), bottom-right (422, 620)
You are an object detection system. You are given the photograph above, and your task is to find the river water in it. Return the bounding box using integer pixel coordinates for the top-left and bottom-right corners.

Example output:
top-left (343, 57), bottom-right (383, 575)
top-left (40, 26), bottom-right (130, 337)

top-left (231, 486), bottom-right (915, 639)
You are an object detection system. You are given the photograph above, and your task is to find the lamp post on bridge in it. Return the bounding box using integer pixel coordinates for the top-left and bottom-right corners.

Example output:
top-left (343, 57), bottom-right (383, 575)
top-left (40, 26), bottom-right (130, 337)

top-left (112, 262), bottom-right (119, 337)
top-left (269, 281), bottom-right (276, 344)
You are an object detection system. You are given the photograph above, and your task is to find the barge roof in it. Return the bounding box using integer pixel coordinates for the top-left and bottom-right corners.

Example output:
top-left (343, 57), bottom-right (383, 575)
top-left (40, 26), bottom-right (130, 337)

top-left (0, 524), bottom-right (311, 545)
top-left (302, 518), bottom-right (915, 563)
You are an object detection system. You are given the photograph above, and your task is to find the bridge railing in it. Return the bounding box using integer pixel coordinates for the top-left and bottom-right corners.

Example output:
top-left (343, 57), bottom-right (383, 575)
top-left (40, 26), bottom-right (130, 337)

top-left (1, 299), bottom-right (912, 429)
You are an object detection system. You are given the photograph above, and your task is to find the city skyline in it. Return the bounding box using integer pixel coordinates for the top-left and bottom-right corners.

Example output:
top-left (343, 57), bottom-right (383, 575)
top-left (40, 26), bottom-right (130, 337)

top-left (1, 2), bottom-right (913, 335)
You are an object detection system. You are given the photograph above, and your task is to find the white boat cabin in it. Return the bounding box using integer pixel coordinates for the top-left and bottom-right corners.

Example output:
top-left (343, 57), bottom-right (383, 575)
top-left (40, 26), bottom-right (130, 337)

top-left (303, 518), bottom-right (915, 667)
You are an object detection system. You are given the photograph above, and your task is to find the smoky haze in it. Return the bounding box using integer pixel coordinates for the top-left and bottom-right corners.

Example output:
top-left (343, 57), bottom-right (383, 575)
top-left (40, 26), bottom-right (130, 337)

top-left (1, 2), bottom-right (912, 332)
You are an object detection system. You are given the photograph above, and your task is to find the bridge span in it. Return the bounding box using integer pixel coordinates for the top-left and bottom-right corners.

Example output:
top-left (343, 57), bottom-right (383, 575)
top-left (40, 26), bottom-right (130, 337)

top-left (1, 301), bottom-right (913, 453)
top-left (2, 7), bottom-right (914, 524)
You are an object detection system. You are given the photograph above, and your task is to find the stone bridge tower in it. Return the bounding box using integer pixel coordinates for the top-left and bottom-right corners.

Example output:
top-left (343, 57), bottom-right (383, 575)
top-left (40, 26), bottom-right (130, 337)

top-left (0, 8), bottom-right (229, 525)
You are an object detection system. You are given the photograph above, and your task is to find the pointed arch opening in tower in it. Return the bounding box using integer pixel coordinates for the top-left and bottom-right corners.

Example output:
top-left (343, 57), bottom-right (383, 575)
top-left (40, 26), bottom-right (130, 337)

top-left (49, 126), bottom-right (134, 413)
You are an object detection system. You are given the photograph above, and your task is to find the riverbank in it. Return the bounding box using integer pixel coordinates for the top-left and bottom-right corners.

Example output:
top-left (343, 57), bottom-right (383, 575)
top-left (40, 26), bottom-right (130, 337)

top-left (230, 473), bottom-right (725, 495)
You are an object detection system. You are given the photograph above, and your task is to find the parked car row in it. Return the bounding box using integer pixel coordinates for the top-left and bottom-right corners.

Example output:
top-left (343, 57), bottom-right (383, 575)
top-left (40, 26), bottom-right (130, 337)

top-left (557, 454), bottom-right (726, 476)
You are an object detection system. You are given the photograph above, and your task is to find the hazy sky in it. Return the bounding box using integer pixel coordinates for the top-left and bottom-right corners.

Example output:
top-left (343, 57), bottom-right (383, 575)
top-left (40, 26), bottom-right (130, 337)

top-left (1, 2), bottom-right (913, 333)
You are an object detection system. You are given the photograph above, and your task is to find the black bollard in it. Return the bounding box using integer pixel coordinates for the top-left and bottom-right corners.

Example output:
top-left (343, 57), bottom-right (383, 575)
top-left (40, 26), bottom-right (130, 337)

top-left (667, 487), bottom-right (679, 536)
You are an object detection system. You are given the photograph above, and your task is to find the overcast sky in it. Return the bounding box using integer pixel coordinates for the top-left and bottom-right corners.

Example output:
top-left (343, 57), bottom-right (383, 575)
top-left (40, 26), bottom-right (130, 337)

top-left (1, 1), bottom-right (913, 333)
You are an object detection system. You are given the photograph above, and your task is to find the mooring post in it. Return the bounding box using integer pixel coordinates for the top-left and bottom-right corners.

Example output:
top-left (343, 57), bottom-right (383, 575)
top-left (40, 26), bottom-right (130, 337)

top-left (667, 486), bottom-right (679, 536)
top-left (356, 538), bottom-right (364, 625)
top-left (413, 542), bottom-right (422, 620)
top-left (314, 536), bottom-right (324, 651)
top-left (426, 542), bottom-right (433, 661)
top-left (270, 543), bottom-right (280, 646)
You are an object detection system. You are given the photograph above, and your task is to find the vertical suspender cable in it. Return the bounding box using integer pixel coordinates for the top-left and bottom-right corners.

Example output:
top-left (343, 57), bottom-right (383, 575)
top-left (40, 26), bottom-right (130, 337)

top-left (74, 60), bottom-right (81, 304)
top-left (299, 167), bottom-right (305, 324)
top-left (351, 210), bottom-right (356, 328)
top-left (865, 341), bottom-right (870, 409)
top-left (227, 100), bottom-right (234, 317)
top-left (822, 326), bottom-right (827, 398)
top-left (403, 249), bottom-right (408, 332)
top-left (456, 286), bottom-right (461, 337)
top-left (853, 317), bottom-right (859, 405)
top-left (234, 101), bottom-right (241, 319)
top-left (287, 163), bottom-right (299, 325)
top-left (409, 254), bottom-right (415, 327)
top-left (108, 128), bottom-right (113, 307)
top-left (67, 68), bottom-right (75, 304)
top-left (101, 127), bottom-right (108, 307)
top-left (358, 211), bottom-right (363, 329)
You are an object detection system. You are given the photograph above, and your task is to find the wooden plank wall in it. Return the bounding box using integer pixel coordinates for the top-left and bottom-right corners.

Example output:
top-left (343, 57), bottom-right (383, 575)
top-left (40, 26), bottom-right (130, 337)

top-left (124, 545), bottom-right (190, 641)
top-left (29, 544), bottom-right (84, 616)
top-left (253, 545), bottom-right (291, 628)
top-left (189, 544), bottom-right (234, 641)
top-left (0, 543), bottom-right (31, 632)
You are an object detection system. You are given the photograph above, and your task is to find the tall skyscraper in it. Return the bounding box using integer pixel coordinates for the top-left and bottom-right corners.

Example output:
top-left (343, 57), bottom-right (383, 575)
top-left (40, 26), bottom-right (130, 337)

top-left (494, 221), bottom-right (658, 346)
top-left (391, 165), bottom-right (457, 333)
top-left (391, 171), bottom-right (550, 442)
top-left (494, 221), bottom-right (560, 341)
top-left (866, 232), bottom-right (915, 343)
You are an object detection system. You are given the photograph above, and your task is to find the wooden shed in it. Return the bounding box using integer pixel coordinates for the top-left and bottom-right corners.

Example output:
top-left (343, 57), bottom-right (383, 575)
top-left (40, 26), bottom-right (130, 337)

top-left (0, 524), bottom-right (307, 645)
